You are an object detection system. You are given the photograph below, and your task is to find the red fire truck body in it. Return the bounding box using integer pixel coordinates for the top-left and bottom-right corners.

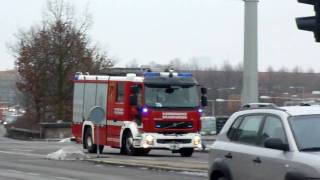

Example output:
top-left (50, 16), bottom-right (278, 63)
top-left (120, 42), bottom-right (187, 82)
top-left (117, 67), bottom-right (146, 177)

top-left (72, 71), bottom-right (205, 157)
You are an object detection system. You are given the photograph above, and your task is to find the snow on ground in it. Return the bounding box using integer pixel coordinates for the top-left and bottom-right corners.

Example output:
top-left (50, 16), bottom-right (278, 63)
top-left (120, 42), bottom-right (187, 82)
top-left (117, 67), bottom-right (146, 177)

top-left (47, 146), bottom-right (89, 160)
top-left (59, 138), bottom-right (72, 143)
top-left (179, 171), bottom-right (208, 177)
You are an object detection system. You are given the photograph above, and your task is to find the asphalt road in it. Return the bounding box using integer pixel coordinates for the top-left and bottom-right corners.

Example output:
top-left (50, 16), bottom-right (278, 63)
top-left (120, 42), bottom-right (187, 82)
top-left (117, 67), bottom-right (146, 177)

top-left (0, 125), bottom-right (208, 180)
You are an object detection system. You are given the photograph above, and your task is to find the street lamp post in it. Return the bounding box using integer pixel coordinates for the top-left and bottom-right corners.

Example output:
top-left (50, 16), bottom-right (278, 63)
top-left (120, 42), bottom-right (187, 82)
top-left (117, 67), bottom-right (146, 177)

top-left (242, 0), bottom-right (259, 105)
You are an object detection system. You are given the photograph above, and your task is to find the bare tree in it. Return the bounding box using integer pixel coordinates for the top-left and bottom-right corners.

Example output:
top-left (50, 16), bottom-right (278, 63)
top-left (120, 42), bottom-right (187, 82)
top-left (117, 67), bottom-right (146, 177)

top-left (11, 0), bottom-right (113, 126)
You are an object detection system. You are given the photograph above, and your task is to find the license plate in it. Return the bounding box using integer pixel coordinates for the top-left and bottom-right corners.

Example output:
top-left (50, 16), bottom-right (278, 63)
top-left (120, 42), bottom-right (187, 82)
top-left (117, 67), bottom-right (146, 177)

top-left (170, 144), bottom-right (180, 150)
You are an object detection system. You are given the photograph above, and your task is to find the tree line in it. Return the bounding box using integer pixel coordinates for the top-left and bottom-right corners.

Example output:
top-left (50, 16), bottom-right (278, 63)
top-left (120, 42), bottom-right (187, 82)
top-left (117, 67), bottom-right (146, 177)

top-left (11, 0), bottom-right (113, 129)
top-left (10, 0), bottom-right (320, 129)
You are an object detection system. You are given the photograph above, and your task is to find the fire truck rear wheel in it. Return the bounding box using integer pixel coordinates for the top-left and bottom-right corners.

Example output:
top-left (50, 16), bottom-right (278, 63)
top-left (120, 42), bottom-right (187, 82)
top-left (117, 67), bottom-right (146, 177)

top-left (124, 131), bottom-right (139, 156)
top-left (179, 148), bottom-right (194, 157)
top-left (84, 128), bottom-right (97, 153)
top-left (99, 145), bottom-right (104, 154)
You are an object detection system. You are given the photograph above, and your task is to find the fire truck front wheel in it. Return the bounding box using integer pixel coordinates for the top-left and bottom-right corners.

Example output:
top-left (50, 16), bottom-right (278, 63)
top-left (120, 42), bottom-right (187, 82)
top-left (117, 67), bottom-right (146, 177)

top-left (84, 128), bottom-right (98, 153)
top-left (179, 148), bottom-right (194, 157)
top-left (124, 131), bottom-right (139, 156)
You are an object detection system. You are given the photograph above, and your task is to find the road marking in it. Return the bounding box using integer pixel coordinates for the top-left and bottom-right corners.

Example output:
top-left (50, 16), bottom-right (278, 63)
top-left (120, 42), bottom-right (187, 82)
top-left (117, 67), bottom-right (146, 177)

top-left (134, 157), bottom-right (155, 161)
top-left (9, 148), bottom-right (33, 152)
top-left (180, 160), bottom-right (207, 164)
top-left (26, 172), bottom-right (40, 176)
top-left (7, 169), bottom-right (40, 176)
top-left (56, 176), bottom-right (78, 180)
top-left (7, 169), bottom-right (23, 174)
top-left (0, 150), bottom-right (45, 158)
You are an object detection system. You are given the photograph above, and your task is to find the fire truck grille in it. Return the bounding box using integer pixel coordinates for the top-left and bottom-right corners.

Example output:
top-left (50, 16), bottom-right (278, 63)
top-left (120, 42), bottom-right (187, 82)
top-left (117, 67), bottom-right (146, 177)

top-left (157, 139), bottom-right (192, 144)
top-left (155, 121), bottom-right (193, 129)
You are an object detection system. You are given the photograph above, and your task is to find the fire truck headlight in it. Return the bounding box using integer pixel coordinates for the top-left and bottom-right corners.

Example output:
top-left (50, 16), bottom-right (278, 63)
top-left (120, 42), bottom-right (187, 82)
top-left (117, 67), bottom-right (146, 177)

top-left (144, 135), bottom-right (154, 145)
top-left (194, 135), bottom-right (201, 146)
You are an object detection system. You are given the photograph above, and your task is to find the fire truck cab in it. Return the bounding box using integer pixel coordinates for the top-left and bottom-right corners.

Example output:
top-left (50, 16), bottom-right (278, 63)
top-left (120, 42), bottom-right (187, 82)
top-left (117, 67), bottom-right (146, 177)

top-left (72, 69), bottom-right (207, 157)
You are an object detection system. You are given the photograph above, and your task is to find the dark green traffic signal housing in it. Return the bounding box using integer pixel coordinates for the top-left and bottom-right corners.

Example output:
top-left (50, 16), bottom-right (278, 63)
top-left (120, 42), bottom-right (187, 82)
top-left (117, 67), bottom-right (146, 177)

top-left (296, 0), bottom-right (320, 42)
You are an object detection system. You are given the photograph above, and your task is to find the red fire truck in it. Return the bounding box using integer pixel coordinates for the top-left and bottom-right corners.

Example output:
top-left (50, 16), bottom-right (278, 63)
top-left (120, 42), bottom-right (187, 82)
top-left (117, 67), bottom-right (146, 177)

top-left (72, 69), bottom-right (207, 157)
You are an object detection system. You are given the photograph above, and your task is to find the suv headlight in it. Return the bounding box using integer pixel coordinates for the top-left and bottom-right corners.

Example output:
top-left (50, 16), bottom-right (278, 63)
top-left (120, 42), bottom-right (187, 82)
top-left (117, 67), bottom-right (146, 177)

top-left (194, 135), bottom-right (201, 145)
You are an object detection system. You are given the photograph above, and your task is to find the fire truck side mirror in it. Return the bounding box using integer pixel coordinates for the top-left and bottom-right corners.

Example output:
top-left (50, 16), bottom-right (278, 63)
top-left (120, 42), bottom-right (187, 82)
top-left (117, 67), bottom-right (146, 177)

top-left (130, 94), bottom-right (138, 106)
top-left (201, 96), bottom-right (208, 107)
top-left (201, 87), bottom-right (207, 95)
top-left (131, 85), bottom-right (140, 94)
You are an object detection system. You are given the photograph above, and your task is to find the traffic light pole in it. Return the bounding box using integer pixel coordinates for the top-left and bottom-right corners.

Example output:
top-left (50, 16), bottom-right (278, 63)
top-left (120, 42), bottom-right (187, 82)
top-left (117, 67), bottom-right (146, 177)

top-left (242, 0), bottom-right (259, 105)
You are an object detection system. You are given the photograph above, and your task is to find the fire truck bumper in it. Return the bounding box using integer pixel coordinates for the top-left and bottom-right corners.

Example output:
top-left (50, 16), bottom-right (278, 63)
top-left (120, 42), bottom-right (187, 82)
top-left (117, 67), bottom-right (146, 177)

top-left (133, 133), bottom-right (202, 150)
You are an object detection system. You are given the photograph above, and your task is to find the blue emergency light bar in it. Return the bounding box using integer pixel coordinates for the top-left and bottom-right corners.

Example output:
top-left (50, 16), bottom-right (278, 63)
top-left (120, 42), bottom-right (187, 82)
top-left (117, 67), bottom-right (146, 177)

top-left (143, 72), bottom-right (193, 78)
top-left (74, 75), bottom-right (79, 80)
top-left (177, 73), bottom-right (193, 77)
top-left (143, 72), bottom-right (161, 77)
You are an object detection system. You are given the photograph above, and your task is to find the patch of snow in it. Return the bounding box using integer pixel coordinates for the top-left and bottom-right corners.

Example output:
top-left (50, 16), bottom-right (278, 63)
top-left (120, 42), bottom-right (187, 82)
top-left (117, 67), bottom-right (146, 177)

top-left (179, 171), bottom-right (208, 177)
top-left (59, 138), bottom-right (72, 143)
top-left (46, 146), bottom-right (89, 160)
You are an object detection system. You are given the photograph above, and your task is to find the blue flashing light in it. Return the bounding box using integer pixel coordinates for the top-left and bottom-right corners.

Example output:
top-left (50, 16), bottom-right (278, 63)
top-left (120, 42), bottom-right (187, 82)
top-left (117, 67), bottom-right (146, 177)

top-left (178, 73), bottom-right (193, 78)
top-left (74, 75), bottom-right (79, 80)
top-left (143, 72), bottom-right (160, 77)
top-left (198, 108), bottom-right (203, 113)
top-left (156, 125), bottom-right (161, 128)
top-left (187, 125), bottom-right (193, 128)
top-left (142, 107), bottom-right (149, 113)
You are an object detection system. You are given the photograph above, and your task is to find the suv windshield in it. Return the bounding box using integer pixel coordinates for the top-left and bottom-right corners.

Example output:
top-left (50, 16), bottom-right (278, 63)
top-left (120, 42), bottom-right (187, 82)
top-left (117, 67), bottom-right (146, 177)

top-left (145, 84), bottom-right (199, 108)
top-left (290, 115), bottom-right (320, 151)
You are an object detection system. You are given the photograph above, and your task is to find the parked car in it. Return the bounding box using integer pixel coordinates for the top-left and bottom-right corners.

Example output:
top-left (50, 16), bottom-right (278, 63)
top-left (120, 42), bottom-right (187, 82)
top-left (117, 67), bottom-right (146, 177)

top-left (201, 116), bottom-right (217, 151)
top-left (209, 103), bottom-right (320, 180)
top-left (3, 112), bottom-right (21, 126)
top-left (200, 116), bottom-right (216, 136)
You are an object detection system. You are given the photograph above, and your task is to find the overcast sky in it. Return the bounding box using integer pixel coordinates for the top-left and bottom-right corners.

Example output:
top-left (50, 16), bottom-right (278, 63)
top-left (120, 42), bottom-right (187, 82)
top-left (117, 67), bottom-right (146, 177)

top-left (0, 0), bottom-right (318, 71)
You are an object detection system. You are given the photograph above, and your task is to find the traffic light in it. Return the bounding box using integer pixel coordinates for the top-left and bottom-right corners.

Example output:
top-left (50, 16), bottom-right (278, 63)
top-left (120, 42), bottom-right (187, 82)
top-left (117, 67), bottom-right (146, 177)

top-left (296, 0), bottom-right (320, 42)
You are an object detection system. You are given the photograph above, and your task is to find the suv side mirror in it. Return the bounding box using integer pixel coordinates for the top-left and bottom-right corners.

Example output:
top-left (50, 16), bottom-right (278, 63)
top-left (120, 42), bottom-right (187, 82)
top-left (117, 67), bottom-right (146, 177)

top-left (264, 138), bottom-right (289, 151)
top-left (201, 96), bottom-right (208, 107)
top-left (130, 94), bottom-right (138, 106)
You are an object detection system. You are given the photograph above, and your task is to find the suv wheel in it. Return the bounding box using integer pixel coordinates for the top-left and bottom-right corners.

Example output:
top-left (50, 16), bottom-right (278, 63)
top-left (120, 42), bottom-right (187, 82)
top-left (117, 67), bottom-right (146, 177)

top-left (179, 148), bottom-right (194, 157)
top-left (217, 177), bottom-right (227, 180)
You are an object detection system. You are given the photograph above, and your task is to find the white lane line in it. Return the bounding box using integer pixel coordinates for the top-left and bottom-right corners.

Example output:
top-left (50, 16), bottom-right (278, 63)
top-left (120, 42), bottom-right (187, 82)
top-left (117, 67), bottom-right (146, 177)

top-left (56, 176), bottom-right (78, 180)
top-left (7, 169), bottom-right (23, 174)
top-left (180, 160), bottom-right (208, 164)
top-left (0, 150), bottom-right (45, 158)
top-left (7, 169), bottom-right (40, 176)
top-left (26, 172), bottom-right (40, 176)
top-left (9, 148), bottom-right (33, 152)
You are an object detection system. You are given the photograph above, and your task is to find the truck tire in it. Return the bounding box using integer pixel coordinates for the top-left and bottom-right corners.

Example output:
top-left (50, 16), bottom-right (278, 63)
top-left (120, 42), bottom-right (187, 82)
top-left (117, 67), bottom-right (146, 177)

top-left (217, 177), bottom-right (227, 180)
top-left (124, 131), bottom-right (139, 156)
top-left (99, 145), bottom-right (104, 154)
top-left (84, 128), bottom-right (97, 153)
top-left (137, 148), bottom-right (151, 156)
top-left (179, 148), bottom-right (194, 157)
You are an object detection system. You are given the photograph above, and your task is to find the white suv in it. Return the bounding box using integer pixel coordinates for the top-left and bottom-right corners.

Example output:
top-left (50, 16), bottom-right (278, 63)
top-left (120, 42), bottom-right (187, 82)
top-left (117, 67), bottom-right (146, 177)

top-left (209, 103), bottom-right (320, 180)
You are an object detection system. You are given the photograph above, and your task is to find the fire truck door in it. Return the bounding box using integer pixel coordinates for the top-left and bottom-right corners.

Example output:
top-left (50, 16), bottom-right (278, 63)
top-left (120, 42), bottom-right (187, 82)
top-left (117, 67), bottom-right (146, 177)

top-left (107, 82), bottom-right (126, 146)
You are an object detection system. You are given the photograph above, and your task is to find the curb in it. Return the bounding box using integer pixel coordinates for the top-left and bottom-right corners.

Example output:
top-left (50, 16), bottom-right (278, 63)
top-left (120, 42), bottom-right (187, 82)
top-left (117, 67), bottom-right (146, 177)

top-left (86, 158), bottom-right (208, 173)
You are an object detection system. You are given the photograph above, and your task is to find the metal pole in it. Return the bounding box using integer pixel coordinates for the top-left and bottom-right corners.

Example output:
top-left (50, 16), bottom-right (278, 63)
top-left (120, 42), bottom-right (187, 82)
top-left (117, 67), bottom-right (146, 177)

top-left (241, 0), bottom-right (259, 105)
top-left (97, 125), bottom-right (100, 158)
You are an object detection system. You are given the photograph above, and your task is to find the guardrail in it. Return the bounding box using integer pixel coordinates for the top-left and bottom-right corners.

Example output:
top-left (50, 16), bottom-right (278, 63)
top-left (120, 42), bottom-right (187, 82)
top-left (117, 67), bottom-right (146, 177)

top-left (5, 127), bottom-right (40, 140)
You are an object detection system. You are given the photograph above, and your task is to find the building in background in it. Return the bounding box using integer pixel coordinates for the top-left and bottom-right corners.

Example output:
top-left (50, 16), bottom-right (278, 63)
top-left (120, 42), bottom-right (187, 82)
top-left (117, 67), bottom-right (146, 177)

top-left (0, 70), bottom-right (19, 105)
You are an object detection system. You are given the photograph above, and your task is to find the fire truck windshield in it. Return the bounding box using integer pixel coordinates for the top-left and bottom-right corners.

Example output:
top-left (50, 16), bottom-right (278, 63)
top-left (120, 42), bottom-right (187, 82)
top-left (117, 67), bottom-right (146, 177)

top-left (145, 85), bottom-right (199, 108)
